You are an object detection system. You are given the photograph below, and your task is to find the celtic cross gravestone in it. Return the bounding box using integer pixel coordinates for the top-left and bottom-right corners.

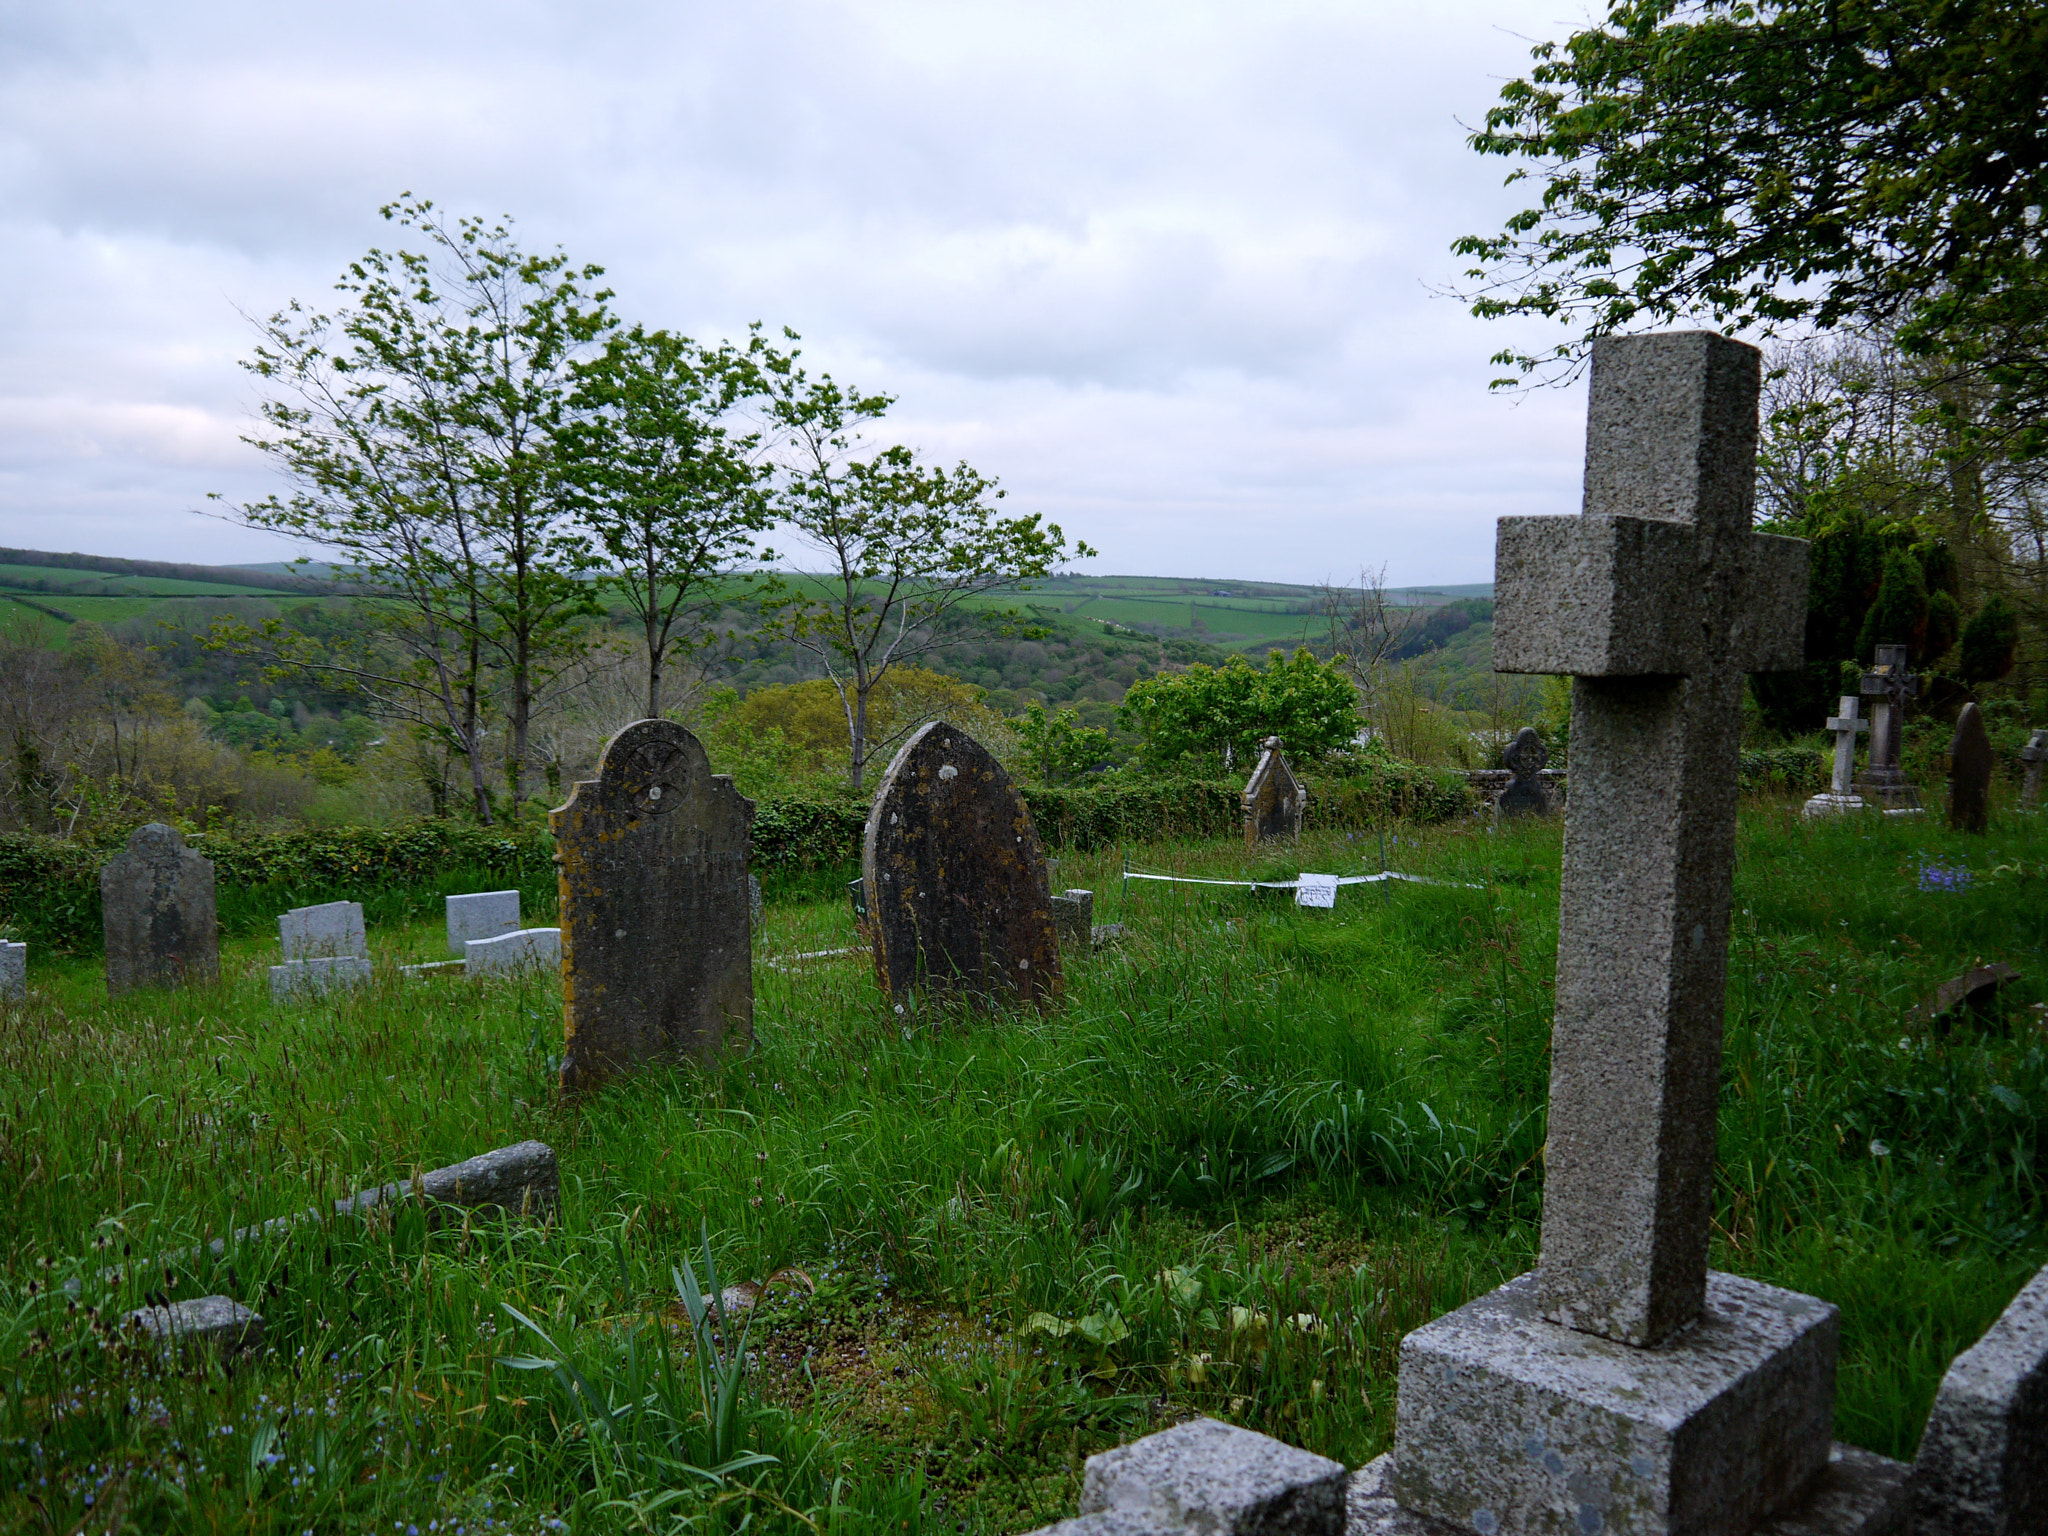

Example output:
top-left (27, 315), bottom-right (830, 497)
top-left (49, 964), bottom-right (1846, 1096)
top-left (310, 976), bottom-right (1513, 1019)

top-left (1857, 644), bottom-right (1921, 809)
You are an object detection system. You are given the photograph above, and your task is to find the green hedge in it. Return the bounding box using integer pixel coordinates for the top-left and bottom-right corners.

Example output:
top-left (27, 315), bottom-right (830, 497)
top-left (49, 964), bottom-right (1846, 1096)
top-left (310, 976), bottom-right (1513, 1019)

top-left (1738, 747), bottom-right (1830, 796)
top-left (1, 764), bottom-right (1478, 955)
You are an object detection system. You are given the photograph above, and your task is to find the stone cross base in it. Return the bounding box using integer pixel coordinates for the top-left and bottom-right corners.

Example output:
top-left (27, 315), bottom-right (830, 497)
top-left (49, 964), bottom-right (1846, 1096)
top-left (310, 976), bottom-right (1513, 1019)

top-left (1853, 769), bottom-right (1921, 810)
top-left (1802, 793), bottom-right (1866, 819)
top-left (1388, 1272), bottom-right (1841, 1535)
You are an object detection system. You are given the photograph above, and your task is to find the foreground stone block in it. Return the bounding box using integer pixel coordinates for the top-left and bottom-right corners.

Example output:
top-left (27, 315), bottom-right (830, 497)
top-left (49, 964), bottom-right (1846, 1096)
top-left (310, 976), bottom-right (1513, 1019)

top-left (1, 940), bottom-right (22, 1002)
top-left (1390, 1271), bottom-right (1837, 1536)
top-left (268, 956), bottom-right (372, 999)
top-left (466, 927), bottom-right (561, 977)
top-left (124, 1295), bottom-right (264, 1354)
top-left (100, 822), bottom-right (219, 995)
top-left (446, 890), bottom-right (520, 954)
top-left (1911, 1259), bottom-right (2048, 1536)
top-left (1043, 1418), bottom-right (1347, 1536)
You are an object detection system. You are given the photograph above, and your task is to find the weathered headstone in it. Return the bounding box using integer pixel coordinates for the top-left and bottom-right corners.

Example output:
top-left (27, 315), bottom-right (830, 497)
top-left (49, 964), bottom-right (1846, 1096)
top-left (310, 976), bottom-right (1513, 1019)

top-left (1857, 643), bottom-right (1922, 808)
top-left (1803, 695), bottom-right (1870, 818)
top-left (447, 890), bottom-right (520, 955)
top-left (1494, 726), bottom-right (1557, 818)
top-left (1051, 888), bottom-right (1094, 948)
top-left (2022, 728), bottom-right (2048, 809)
top-left (0, 940), bottom-right (23, 1003)
top-left (1241, 736), bottom-right (1305, 844)
top-left (553, 719), bottom-right (755, 1091)
top-left (863, 720), bottom-right (1062, 1008)
top-left (270, 900), bottom-right (370, 999)
top-left (99, 823), bottom-right (219, 996)
top-left (1390, 332), bottom-right (1859, 1535)
top-left (1950, 702), bottom-right (1994, 833)
top-left (467, 927), bottom-right (562, 976)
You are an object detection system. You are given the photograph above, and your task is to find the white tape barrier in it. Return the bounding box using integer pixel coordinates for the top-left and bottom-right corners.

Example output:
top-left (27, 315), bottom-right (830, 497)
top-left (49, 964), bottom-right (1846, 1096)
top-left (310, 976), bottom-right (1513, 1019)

top-left (1122, 868), bottom-right (1481, 893)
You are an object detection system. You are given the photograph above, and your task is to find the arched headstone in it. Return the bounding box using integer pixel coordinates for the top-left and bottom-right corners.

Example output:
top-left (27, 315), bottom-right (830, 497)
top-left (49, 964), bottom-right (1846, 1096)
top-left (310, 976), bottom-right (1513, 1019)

top-left (1949, 701), bottom-right (1993, 833)
top-left (553, 720), bottom-right (755, 1090)
top-left (862, 721), bottom-right (1061, 1009)
top-left (100, 823), bottom-right (219, 996)
top-left (1495, 727), bottom-right (1557, 818)
top-left (1241, 736), bottom-right (1305, 843)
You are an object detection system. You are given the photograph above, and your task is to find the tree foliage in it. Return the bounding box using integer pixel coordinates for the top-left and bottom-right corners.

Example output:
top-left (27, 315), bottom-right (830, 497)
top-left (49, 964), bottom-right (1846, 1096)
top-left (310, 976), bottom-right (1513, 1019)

top-left (1117, 648), bottom-right (1358, 774)
top-left (1456, 0), bottom-right (2048, 452)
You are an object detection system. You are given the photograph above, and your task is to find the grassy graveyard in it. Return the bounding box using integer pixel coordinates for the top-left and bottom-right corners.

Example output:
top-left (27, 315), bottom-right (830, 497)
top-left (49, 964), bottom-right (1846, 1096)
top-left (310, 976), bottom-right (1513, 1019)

top-left (2, 801), bottom-right (2046, 1535)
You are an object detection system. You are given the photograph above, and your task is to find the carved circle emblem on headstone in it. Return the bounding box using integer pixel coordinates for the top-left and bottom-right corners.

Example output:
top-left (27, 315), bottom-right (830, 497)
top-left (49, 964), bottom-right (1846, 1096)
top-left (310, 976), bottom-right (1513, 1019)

top-left (617, 738), bottom-right (689, 815)
top-left (1504, 727), bottom-right (1548, 778)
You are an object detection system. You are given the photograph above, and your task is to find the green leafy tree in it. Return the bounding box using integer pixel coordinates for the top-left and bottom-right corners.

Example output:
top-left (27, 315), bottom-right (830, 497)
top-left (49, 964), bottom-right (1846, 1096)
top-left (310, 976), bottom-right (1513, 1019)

top-left (1118, 648), bottom-right (1358, 774)
top-left (566, 325), bottom-right (778, 719)
top-left (1856, 547), bottom-right (1931, 662)
top-left (1454, 0), bottom-right (2048, 452)
top-left (755, 358), bottom-right (1093, 790)
top-left (1960, 594), bottom-right (2021, 685)
top-left (1014, 703), bottom-right (1113, 786)
top-left (227, 196), bottom-right (610, 819)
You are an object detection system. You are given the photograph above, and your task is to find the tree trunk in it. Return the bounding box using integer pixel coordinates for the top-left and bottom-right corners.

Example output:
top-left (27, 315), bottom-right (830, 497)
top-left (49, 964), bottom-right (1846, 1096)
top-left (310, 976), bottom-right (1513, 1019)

top-left (849, 676), bottom-right (870, 792)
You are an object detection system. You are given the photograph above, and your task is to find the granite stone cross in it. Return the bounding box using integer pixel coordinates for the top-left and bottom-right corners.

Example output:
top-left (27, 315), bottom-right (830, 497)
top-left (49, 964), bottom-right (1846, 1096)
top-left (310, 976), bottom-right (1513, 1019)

top-left (1492, 331), bottom-right (1808, 1348)
top-left (1826, 697), bottom-right (1868, 797)
top-left (1857, 644), bottom-right (1921, 807)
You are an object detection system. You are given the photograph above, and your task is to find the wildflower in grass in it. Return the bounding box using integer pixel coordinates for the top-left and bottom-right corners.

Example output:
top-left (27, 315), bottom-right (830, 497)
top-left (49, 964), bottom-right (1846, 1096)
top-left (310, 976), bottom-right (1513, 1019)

top-left (1918, 861), bottom-right (1973, 892)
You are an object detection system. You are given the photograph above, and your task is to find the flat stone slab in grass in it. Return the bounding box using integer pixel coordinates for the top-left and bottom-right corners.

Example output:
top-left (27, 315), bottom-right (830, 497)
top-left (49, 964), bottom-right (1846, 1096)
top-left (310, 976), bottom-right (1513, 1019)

top-left (100, 822), bottom-right (219, 995)
top-left (447, 890), bottom-right (520, 954)
top-left (341, 1138), bottom-right (561, 1221)
top-left (553, 719), bottom-right (755, 1091)
top-left (1910, 962), bottom-right (2022, 1028)
top-left (863, 721), bottom-right (1061, 1009)
top-left (124, 1295), bottom-right (264, 1353)
top-left (466, 927), bottom-right (561, 976)
top-left (279, 901), bottom-right (366, 961)
top-left (269, 956), bottom-right (372, 999)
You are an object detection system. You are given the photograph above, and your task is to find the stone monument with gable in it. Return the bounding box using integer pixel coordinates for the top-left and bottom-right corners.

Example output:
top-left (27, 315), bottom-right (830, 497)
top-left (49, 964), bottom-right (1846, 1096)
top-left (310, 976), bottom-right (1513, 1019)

top-left (1242, 736), bottom-right (1306, 844)
top-left (553, 719), bottom-right (755, 1091)
top-left (1856, 644), bottom-right (1921, 809)
top-left (1802, 696), bottom-right (1870, 818)
top-left (863, 720), bottom-right (1062, 1009)
top-left (1367, 330), bottom-right (1902, 1535)
top-left (1948, 702), bottom-right (1993, 834)
top-left (100, 823), bottom-right (219, 996)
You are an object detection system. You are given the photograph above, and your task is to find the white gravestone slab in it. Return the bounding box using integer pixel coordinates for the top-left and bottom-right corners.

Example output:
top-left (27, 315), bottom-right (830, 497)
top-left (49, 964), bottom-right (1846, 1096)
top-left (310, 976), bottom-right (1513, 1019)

top-left (279, 901), bottom-right (366, 961)
top-left (466, 927), bottom-right (561, 976)
top-left (1804, 695), bottom-right (1870, 818)
top-left (1, 940), bottom-right (23, 1002)
top-left (269, 955), bottom-right (372, 999)
top-left (447, 890), bottom-right (520, 955)
top-left (1294, 873), bottom-right (1339, 909)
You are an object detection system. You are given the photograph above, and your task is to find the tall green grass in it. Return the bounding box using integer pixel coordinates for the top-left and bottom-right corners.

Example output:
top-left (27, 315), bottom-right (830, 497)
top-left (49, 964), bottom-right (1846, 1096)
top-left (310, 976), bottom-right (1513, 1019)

top-left (0, 799), bottom-right (2042, 1533)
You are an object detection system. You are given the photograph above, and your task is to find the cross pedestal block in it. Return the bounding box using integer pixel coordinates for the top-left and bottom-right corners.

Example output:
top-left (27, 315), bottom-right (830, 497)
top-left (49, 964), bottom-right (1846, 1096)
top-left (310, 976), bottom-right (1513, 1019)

top-left (1801, 793), bottom-right (1867, 818)
top-left (1389, 1272), bottom-right (1840, 1536)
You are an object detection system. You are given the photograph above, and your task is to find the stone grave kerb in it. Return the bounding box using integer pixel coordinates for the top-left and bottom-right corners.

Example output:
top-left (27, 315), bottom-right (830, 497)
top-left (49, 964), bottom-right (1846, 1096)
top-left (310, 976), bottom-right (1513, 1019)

top-left (1241, 736), bottom-right (1306, 844)
top-left (99, 822), bottom-right (219, 995)
top-left (1388, 333), bottom-right (1841, 1536)
top-left (552, 719), bottom-right (755, 1091)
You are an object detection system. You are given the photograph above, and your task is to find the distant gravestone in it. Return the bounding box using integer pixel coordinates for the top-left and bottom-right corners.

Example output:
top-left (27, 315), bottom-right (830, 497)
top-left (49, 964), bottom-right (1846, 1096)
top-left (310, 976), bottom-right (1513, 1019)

top-left (2021, 728), bottom-right (2047, 809)
top-left (1, 940), bottom-right (23, 1003)
top-left (1858, 643), bottom-right (1922, 808)
top-left (1051, 889), bottom-right (1093, 948)
top-left (1494, 727), bottom-right (1556, 818)
top-left (270, 900), bottom-right (370, 999)
top-left (1804, 695), bottom-right (1870, 818)
top-left (1242, 736), bottom-right (1305, 844)
top-left (447, 890), bottom-right (520, 955)
top-left (553, 719), bottom-right (755, 1091)
top-left (1950, 702), bottom-right (1994, 833)
top-left (864, 721), bottom-right (1061, 1009)
top-left (99, 823), bottom-right (219, 996)
top-left (467, 927), bottom-right (561, 977)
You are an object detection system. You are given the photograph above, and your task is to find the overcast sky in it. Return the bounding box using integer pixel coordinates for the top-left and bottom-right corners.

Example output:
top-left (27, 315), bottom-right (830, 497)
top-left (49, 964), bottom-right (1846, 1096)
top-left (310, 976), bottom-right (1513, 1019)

top-left (0, 0), bottom-right (1599, 587)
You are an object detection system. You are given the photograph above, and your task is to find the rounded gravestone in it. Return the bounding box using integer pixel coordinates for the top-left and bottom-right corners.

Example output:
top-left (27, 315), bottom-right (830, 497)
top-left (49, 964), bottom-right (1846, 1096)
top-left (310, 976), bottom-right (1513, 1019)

top-left (553, 720), bottom-right (755, 1091)
top-left (1496, 727), bottom-right (1557, 818)
top-left (862, 721), bottom-right (1061, 1010)
top-left (1948, 702), bottom-right (1993, 834)
top-left (100, 822), bottom-right (219, 996)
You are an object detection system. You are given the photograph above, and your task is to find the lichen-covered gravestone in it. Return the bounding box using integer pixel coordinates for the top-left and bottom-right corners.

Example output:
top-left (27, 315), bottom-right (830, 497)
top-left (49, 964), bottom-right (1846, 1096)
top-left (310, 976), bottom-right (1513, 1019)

top-left (553, 720), bottom-right (755, 1091)
top-left (99, 822), bottom-right (218, 996)
top-left (1950, 702), bottom-right (1994, 834)
top-left (1494, 726), bottom-right (1556, 818)
top-left (863, 721), bottom-right (1061, 1009)
top-left (1241, 736), bottom-right (1305, 844)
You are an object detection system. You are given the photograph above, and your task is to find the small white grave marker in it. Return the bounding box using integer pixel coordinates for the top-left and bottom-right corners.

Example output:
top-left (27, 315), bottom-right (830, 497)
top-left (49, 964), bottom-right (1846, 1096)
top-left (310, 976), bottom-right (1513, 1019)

top-left (1294, 873), bottom-right (1339, 909)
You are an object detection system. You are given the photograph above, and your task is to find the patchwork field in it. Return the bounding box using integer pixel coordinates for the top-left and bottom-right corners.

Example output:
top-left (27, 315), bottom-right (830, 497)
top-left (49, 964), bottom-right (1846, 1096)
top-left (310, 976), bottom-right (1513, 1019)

top-left (2, 801), bottom-right (2042, 1535)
